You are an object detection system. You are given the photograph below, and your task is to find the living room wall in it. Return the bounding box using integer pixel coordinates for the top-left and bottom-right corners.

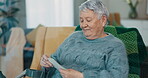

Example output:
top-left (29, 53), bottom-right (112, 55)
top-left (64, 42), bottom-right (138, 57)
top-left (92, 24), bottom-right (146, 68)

top-left (74, 0), bottom-right (86, 26)
top-left (102, 0), bottom-right (148, 19)
top-left (16, 0), bottom-right (26, 29)
top-left (16, 0), bottom-right (148, 27)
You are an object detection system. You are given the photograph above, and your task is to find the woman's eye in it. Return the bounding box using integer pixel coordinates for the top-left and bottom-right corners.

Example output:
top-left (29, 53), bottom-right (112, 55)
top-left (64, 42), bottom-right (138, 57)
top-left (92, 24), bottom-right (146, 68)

top-left (86, 18), bottom-right (92, 22)
top-left (80, 19), bottom-right (84, 23)
top-left (87, 20), bottom-right (91, 22)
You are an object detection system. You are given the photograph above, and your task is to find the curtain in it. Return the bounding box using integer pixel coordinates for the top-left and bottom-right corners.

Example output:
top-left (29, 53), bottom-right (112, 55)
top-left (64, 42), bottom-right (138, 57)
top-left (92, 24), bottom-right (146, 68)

top-left (26, 0), bottom-right (74, 28)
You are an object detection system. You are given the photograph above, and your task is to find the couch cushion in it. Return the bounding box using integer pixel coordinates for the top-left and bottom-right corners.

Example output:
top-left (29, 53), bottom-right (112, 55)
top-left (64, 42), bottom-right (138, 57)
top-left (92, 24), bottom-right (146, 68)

top-left (26, 24), bottom-right (44, 46)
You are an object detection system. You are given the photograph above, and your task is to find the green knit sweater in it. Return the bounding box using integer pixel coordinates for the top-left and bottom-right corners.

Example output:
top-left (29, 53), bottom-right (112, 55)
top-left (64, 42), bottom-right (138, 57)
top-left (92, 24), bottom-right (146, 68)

top-left (49, 31), bottom-right (129, 78)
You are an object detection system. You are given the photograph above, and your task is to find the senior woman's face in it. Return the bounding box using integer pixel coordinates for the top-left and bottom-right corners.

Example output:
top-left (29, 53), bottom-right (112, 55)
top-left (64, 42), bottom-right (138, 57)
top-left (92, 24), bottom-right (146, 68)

top-left (80, 9), bottom-right (106, 39)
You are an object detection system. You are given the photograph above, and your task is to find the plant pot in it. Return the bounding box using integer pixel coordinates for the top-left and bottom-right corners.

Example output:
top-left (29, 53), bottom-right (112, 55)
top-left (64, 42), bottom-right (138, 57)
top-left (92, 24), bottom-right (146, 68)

top-left (129, 7), bottom-right (138, 19)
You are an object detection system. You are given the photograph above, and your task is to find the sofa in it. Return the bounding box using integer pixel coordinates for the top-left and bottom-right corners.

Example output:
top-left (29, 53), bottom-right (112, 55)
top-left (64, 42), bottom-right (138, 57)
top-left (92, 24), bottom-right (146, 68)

top-left (0, 25), bottom-right (148, 78)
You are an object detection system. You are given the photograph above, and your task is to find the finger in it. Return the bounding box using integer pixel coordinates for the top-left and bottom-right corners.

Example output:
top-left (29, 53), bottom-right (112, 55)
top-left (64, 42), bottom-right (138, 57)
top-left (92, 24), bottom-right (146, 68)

top-left (42, 55), bottom-right (49, 60)
top-left (59, 69), bottom-right (67, 74)
top-left (42, 57), bottom-right (53, 67)
top-left (67, 69), bottom-right (72, 71)
top-left (40, 56), bottom-right (46, 63)
top-left (40, 57), bottom-right (45, 65)
top-left (41, 56), bottom-right (45, 62)
top-left (40, 58), bottom-right (51, 66)
top-left (60, 72), bottom-right (65, 78)
top-left (44, 62), bottom-right (52, 67)
top-left (40, 60), bottom-right (48, 66)
top-left (60, 72), bottom-right (68, 78)
top-left (60, 74), bottom-right (64, 78)
top-left (40, 55), bottom-right (52, 68)
top-left (42, 56), bottom-right (53, 67)
top-left (46, 61), bottom-right (53, 67)
top-left (42, 64), bottom-right (50, 68)
top-left (41, 62), bottom-right (51, 67)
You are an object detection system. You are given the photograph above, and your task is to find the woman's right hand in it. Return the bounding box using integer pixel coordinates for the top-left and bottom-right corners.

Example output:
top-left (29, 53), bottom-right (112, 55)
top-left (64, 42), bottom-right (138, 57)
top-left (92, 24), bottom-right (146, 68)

top-left (40, 55), bottom-right (53, 68)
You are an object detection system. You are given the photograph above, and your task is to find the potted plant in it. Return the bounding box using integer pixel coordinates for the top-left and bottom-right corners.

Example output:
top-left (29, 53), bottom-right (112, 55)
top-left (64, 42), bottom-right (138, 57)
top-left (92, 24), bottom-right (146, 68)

top-left (0, 0), bottom-right (19, 38)
top-left (126, 0), bottom-right (140, 19)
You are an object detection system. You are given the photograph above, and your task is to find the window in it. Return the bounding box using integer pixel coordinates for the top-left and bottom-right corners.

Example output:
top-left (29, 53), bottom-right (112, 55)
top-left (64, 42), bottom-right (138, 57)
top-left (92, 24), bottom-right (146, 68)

top-left (26, 0), bottom-right (74, 28)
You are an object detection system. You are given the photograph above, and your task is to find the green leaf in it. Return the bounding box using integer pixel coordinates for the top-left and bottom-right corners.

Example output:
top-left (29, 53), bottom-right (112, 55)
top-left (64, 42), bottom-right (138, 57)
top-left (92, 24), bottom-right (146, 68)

top-left (0, 22), bottom-right (8, 38)
top-left (6, 17), bottom-right (19, 29)
top-left (11, 1), bottom-right (19, 5)
top-left (0, 2), bottom-right (5, 6)
top-left (0, 22), bottom-right (7, 28)
top-left (6, 0), bottom-right (9, 7)
top-left (7, 17), bottom-right (19, 24)
top-left (11, 8), bottom-right (20, 14)
top-left (12, 17), bottom-right (19, 24)
top-left (0, 9), bottom-right (7, 15)
top-left (7, 20), bottom-right (14, 28)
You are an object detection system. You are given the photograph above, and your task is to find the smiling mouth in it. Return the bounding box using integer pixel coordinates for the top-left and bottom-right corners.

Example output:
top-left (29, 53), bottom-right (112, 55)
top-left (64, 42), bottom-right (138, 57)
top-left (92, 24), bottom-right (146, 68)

top-left (83, 29), bottom-right (90, 31)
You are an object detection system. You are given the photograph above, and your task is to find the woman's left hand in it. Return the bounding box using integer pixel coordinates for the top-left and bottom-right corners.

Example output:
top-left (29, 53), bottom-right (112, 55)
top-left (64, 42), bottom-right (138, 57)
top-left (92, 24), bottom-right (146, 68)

top-left (59, 69), bottom-right (83, 78)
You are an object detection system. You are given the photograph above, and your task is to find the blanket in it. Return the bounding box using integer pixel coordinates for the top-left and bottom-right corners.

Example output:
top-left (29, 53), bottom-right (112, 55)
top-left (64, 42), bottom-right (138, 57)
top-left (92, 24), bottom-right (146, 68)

top-left (0, 27), bottom-right (26, 78)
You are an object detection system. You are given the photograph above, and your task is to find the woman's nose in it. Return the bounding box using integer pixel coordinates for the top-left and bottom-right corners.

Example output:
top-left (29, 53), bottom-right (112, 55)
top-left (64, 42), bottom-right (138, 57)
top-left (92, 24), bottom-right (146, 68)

top-left (81, 22), bottom-right (88, 28)
top-left (82, 23), bottom-right (88, 28)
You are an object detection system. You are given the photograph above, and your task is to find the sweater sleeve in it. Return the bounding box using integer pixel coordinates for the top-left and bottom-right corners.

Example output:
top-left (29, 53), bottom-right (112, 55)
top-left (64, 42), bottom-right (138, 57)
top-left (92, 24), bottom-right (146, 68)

top-left (83, 44), bottom-right (129, 78)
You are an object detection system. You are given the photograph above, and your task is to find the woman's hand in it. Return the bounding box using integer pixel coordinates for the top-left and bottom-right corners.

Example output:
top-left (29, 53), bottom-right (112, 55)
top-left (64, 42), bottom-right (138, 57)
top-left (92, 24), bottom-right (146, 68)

top-left (40, 55), bottom-right (53, 68)
top-left (59, 69), bottom-right (83, 78)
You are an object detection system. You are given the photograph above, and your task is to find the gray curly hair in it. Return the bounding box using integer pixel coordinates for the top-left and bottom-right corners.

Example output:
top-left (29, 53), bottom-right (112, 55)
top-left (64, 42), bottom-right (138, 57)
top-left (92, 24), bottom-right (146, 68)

top-left (79, 0), bottom-right (109, 19)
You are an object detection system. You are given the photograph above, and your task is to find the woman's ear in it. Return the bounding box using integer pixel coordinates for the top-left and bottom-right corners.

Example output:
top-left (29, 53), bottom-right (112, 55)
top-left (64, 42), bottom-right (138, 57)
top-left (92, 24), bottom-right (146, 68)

top-left (101, 15), bottom-right (107, 27)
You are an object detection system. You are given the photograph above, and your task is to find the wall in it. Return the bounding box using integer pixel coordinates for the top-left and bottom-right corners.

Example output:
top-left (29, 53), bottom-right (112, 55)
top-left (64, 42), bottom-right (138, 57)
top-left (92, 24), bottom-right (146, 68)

top-left (137, 0), bottom-right (148, 19)
top-left (74, 0), bottom-right (86, 26)
top-left (102, 0), bottom-right (148, 19)
top-left (16, 0), bottom-right (26, 29)
top-left (13, 0), bottom-right (148, 28)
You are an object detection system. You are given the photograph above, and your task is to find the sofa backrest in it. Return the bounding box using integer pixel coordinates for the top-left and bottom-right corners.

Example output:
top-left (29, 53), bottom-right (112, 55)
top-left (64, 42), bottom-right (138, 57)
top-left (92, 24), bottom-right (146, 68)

top-left (30, 26), bottom-right (147, 78)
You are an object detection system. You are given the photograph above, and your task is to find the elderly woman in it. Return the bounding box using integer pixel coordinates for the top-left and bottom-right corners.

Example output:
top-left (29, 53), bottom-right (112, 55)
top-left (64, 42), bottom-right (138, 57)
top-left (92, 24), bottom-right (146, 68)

top-left (40, 0), bottom-right (129, 78)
